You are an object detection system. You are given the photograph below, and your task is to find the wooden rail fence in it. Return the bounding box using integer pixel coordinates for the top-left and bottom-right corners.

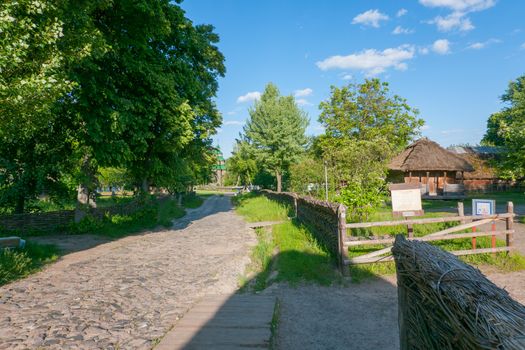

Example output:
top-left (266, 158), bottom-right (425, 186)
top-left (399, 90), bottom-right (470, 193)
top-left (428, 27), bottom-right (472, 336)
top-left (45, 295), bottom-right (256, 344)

top-left (341, 202), bottom-right (515, 266)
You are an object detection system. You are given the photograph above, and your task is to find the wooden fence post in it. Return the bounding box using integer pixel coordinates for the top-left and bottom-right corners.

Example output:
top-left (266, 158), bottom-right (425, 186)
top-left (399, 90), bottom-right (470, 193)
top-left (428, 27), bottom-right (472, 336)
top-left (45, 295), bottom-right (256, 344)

top-left (506, 201), bottom-right (514, 250)
top-left (338, 204), bottom-right (349, 276)
top-left (293, 194), bottom-right (298, 219)
top-left (457, 202), bottom-right (465, 223)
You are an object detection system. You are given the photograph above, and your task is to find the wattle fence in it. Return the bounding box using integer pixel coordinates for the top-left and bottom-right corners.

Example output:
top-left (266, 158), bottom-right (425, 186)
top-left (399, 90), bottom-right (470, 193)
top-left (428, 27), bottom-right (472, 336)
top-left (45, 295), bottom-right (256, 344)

top-left (261, 190), bottom-right (348, 270)
top-left (0, 197), bottom-right (168, 233)
top-left (392, 235), bottom-right (525, 349)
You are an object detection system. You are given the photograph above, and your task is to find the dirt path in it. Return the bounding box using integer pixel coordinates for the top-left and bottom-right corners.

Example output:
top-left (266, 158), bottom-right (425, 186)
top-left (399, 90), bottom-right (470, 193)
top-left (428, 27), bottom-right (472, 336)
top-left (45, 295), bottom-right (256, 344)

top-left (0, 195), bottom-right (256, 349)
top-left (268, 222), bottom-right (525, 350)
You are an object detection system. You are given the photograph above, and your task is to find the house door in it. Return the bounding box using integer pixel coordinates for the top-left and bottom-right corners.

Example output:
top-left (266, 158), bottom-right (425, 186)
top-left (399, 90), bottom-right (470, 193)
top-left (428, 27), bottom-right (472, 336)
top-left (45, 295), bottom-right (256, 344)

top-left (428, 176), bottom-right (437, 195)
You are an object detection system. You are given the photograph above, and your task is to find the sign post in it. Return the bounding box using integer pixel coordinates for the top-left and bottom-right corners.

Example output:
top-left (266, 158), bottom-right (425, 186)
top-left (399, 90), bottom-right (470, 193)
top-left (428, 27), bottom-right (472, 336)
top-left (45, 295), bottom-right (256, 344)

top-left (472, 199), bottom-right (496, 251)
top-left (389, 183), bottom-right (424, 238)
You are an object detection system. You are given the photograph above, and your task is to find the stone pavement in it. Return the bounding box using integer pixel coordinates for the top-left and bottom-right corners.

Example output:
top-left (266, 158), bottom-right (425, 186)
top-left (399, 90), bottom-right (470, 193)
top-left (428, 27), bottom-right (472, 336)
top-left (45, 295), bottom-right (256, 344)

top-left (156, 294), bottom-right (276, 350)
top-left (0, 195), bottom-right (256, 349)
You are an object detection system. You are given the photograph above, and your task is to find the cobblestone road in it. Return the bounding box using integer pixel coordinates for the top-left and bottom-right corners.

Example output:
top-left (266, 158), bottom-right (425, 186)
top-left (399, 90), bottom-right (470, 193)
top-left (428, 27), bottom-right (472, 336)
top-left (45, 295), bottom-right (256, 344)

top-left (0, 195), bottom-right (256, 349)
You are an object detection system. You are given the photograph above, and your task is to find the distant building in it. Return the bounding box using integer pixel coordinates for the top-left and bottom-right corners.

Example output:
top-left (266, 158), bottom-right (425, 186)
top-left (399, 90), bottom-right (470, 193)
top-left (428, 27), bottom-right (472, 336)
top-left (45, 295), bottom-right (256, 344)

top-left (211, 147), bottom-right (226, 186)
top-left (448, 145), bottom-right (512, 191)
top-left (388, 138), bottom-right (474, 198)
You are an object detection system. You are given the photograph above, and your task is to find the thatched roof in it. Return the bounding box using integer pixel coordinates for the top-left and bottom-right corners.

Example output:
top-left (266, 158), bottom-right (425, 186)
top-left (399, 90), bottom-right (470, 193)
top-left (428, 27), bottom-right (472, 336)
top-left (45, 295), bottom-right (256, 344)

top-left (389, 138), bottom-right (474, 172)
top-left (449, 146), bottom-right (498, 179)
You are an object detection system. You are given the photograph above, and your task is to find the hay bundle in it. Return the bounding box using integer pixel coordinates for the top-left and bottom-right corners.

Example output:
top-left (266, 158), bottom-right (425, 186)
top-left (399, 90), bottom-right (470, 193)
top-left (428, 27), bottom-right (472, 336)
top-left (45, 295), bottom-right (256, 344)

top-left (392, 235), bottom-right (525, 350)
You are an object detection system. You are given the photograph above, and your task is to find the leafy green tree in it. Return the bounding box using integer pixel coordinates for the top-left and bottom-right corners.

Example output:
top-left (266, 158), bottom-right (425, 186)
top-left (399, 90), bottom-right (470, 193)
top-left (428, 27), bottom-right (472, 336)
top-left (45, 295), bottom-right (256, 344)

top-left (243, 83), bottom-right (309, 192)
top-left (317, 79), bottom-right (423, 220)
top-left (482, 75), bottom-right (525, 179)
top-left (61, 0), bottom-right (224, 206)
top-left (0, 0), bottom-right (76, 212)
top-left (227, 142), bottom-right (257, 188)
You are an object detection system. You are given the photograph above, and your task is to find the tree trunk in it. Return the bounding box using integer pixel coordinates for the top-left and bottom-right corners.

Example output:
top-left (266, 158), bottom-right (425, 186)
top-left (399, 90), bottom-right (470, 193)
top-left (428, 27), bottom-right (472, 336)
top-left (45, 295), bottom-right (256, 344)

top-left (75, 155), bottom-right (97, 222)
top-left (276, 170), bottom-right (282, 193)
top-left (141, 178), bottom-right (149, 194)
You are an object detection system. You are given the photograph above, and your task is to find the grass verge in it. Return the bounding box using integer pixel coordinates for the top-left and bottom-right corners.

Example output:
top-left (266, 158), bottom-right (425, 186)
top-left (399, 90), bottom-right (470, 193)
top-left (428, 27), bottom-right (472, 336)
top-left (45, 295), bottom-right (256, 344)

top-left (0, 242), bottom-right (60, 286)
top-left (235, 194), bottom-right (338, 290)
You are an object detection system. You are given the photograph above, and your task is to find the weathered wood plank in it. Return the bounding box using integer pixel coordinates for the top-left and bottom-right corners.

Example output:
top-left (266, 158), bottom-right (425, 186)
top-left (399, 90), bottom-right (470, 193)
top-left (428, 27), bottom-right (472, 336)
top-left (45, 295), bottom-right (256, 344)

top-left (344, 230), bottom-right (514, 247)
top-left (0, 236), bottom-right (23, 248)
top-left (345, 213), bottom-right (513, 229)
top-left (345, 246), bottom-right (511, 265)
top-left (248, 220), bottom-right (286, 228)
top-left (155, 294), bottom-right (276, 350)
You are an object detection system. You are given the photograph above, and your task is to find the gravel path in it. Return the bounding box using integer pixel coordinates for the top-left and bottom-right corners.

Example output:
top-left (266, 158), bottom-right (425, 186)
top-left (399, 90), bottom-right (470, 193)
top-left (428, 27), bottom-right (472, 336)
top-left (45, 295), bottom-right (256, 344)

top-left (0, 195), bottom-right (256, 349)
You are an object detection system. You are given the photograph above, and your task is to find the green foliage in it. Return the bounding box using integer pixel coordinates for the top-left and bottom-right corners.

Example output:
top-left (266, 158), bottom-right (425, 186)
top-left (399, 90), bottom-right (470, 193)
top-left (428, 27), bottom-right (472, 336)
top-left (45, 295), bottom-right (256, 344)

top-left (243, 83), bottom-right (309, 192)
top-left (482, 75), bottom-right (525, 179)
top-left (338, 180), bottom-right (385, 221)
top-left (0, 242), bottom-right (59, 286)
top-left (0, 0), bottom-right (225, 213)
top-left (317, 79), bottom-right (423, 215)
top-left (226, 142), bottom-right (258, 187)
top-left (0, 0), bottom-right (77, 213)
top-left (289, 156), bottom-right (324, 196)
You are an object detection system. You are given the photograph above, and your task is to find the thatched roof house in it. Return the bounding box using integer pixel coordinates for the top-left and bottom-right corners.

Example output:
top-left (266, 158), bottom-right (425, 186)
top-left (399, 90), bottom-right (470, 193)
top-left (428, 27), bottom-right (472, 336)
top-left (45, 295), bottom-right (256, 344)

top-left (448, 146), bottom-right (512, 191)
top-left (390, 138), bottom-right (474, 172)
top-left (388, 138), bottom-right (473, 197)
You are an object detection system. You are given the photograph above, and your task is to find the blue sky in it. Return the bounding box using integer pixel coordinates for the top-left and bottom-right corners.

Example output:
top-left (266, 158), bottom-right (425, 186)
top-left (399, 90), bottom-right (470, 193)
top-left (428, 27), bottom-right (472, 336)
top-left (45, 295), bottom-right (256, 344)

top-left (181, 0), bottom-right (525, 157)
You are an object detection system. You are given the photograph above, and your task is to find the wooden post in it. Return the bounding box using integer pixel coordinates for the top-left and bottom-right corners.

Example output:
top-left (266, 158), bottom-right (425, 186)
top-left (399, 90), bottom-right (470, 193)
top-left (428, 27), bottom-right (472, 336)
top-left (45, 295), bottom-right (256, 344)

top-left (293, 195), bottom-right (298, 218)
top-left (491, 220), bottom-right (496, 257)
top-left (457, 202), bottom-right (465, 224)
top-left (394, 235), bottom-right (409, 350)
top-left (506, 201), bottom-right (514, 250)
top-left (338, 205), bottom-right (349, 276)
top-left (405, 217), bottom-right (414, 238)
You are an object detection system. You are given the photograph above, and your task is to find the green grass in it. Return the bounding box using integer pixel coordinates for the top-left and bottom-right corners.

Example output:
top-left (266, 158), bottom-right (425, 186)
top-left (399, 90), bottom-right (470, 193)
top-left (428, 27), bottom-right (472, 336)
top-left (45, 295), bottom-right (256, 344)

top-left (235, 193), bottom-right (338, 290)
top-left (233, 193), bottom-right (291, 222)
top-left (182, 194), bottom-right (204, 209)
top-left (347, 201), bottom-right (525, 282)
top-left (0, 242), bottom-right (60, 286)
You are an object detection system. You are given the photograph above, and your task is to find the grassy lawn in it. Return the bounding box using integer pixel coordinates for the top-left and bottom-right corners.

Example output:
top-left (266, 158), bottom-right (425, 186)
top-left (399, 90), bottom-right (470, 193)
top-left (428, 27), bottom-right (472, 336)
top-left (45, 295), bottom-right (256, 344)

top-left (233, 193), bottom-right (292, 222)
top-left (0, 242), bottom-right (60, 286)
top-left (235, 194), bottom-right (338, 290)
top-left (347, 193), bottom-right (525, 282)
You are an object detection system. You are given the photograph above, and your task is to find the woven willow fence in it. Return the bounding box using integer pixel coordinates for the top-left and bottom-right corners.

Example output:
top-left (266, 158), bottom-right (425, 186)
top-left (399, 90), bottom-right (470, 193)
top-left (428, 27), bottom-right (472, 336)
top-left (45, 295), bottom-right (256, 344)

top-left (260, 190), bottom-right (347, 270)
top-left (392, 235), bottom-right (525, 350)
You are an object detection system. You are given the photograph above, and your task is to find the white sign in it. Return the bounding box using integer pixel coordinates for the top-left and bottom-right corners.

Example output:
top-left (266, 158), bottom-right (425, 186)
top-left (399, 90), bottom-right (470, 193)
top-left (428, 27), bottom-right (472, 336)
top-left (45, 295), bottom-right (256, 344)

top-left (472, 199), bottom-right (495, 216)
top-left (391, 189), bottom-right (423, 213)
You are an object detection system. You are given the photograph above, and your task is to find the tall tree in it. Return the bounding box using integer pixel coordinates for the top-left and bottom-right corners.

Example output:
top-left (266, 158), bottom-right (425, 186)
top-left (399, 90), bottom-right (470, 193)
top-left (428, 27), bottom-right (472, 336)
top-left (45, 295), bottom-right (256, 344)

top-left (60, 0), bottom-right (224, 208)
top-left (0, 0), bottom-right (76, 212)
top-left (317, 79), bottom-right (423, 219)
top-left (243, 83), bottom-right (309, 192)
top-left (482, 75), bottom-right (525, 179)
top-left (227, 142), bottom-right (257, 188)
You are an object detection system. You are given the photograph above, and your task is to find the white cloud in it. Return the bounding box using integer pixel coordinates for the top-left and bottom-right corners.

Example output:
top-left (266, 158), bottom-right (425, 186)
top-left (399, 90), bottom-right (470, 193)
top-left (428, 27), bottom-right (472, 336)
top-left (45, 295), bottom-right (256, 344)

top-left (467, 38), bottom-right (501, 49)
top-left (520, 42), bottom-right (525, 50)
top-left (294, 88), bottom-right (313, 97)
top-left (223, 120), bottom-right (244, 126)
top-left (421, 0), bottom-right (495, 32)
top-left (430, 12), bottom-right (474, 32)
top-left (419, 47), bottom-right (430, 55)
top-left (432, 39), bottom-right (451, 54)
top-left (236, 91), bottom-right (261, 103)
top-left (352, 9), bottom-right (389, 28)
top-left (419, 0), bottom-right (495, 12)
top-left (397, 8), bottom-right (408, 17)
top-left (316, 45), bottom-right (415, 75)
top-left (440, 128), bottom-right (463, 135)
top-left (342, 74), bottom-right (353, 80)
top-left (296, 98), bottom-right (313, 106)
top-left (392, 26), bottom-right (414, 35)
